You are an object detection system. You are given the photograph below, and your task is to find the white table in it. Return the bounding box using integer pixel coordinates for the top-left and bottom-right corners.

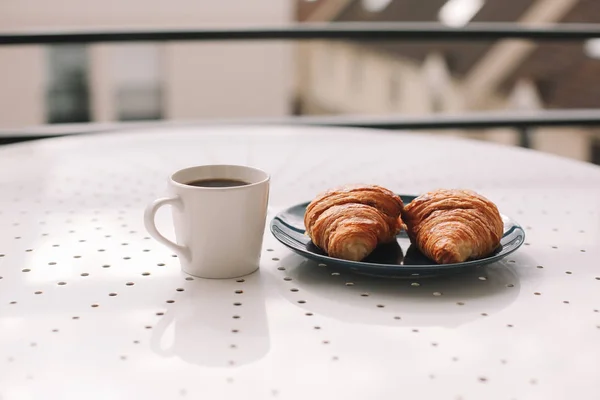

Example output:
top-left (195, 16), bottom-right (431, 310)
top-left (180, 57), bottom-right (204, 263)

top-left (1, 125), bottom-right (599, 400)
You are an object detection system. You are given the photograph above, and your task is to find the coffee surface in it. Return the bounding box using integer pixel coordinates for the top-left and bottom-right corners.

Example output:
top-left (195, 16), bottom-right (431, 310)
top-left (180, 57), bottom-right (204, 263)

top-left (185, 178), bottom-right (250, 188)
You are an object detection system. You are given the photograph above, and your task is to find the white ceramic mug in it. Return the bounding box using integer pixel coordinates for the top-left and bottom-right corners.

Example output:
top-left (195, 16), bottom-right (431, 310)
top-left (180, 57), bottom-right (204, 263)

top-left (144, 164), bottom-right (270, 279)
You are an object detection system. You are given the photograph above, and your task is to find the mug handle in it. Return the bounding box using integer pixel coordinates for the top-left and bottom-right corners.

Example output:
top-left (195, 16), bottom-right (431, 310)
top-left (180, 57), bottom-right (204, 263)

top-left (144, 197), bottom-right (190, 261)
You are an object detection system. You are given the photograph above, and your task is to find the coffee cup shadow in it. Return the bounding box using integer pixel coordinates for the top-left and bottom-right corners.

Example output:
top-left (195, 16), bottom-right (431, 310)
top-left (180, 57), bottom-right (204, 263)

top-left (150, 271), bottom-right (270, 368)
top-left (274, 252), bottom-right (534, 329)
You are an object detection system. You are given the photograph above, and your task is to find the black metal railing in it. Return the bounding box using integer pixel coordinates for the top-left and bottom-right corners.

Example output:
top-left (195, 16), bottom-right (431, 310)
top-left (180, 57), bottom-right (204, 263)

top-left (3, 22), bottom-right (600, 44)
top-left (1, 22), bottom-right (600, 143)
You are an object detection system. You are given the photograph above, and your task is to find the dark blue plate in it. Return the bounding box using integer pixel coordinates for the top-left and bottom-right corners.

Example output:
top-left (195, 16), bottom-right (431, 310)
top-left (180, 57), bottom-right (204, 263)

top-left (269, 195), bottom-right (525, 278)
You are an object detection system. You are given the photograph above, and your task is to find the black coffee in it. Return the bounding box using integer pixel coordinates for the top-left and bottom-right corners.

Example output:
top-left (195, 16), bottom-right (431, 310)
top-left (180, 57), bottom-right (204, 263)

top-left (185, 178), bottom-right (250, 188)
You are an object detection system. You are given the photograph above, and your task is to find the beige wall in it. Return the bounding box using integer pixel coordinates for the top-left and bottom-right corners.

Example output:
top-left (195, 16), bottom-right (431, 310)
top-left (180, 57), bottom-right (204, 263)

top-left (0, 46), bottom-right (45, 129)
top-left (165, 42), bottom-right (291, 120)
top-left (299, 40), bottom-right (594, 162)
top-left (530, 128), bottom-right (591, 161)
top-left (0, 0), bottom-right (293, 129)
top-left (88, 44), bottom-right (116, 123)
top-left (306, 41), bottom-right (431, 116)
top-left (0, 0), bottom-right (290, 29)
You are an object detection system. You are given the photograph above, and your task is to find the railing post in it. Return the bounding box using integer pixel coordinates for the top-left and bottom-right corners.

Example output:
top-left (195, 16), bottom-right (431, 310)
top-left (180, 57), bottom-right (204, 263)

top-left (518, 127), bottom-right (531, 148)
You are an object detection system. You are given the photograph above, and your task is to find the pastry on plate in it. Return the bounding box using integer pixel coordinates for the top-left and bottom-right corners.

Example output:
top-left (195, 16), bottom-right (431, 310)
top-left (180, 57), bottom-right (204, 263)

top-left (303, 184), bottom-right (405, 261)
top-left (402, 189), bottom-right (503, 264)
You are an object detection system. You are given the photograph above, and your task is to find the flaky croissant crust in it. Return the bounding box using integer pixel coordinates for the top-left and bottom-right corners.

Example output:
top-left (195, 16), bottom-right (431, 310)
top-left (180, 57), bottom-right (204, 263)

top-left (304, 184), bottom-right (405, 261)
top-left (402, 189), bottom-right (504, 264)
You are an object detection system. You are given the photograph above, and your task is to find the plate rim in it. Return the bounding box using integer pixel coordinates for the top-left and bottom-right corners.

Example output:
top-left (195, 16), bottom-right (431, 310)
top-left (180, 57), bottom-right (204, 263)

top-left (269, 194), bottom-right (526, 271)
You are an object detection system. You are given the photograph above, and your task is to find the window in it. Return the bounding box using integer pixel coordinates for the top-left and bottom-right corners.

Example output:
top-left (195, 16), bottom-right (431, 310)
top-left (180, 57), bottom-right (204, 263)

top-left (46, 45), bottom-right (91, 123)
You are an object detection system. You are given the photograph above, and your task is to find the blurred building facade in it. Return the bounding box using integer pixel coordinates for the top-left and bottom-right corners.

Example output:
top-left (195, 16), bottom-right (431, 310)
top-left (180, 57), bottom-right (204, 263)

top-left (2, 0), bottom-right (600, 166)
top-left (294, 0), bottom-right (600, 164)
top-left (0, 0), bottom-right (293, 129)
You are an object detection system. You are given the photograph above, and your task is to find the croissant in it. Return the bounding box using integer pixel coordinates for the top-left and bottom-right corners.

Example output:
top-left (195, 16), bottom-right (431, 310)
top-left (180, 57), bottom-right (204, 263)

top-left (304, 184), bottom-right (405, 261)
top-left (402, 189), bottom-right (504, 264)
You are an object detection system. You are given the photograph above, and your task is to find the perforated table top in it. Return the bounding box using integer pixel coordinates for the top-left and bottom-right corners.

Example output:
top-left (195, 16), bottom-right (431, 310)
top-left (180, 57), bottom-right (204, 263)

top-left (0, 125), bottom-right (599, 400)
